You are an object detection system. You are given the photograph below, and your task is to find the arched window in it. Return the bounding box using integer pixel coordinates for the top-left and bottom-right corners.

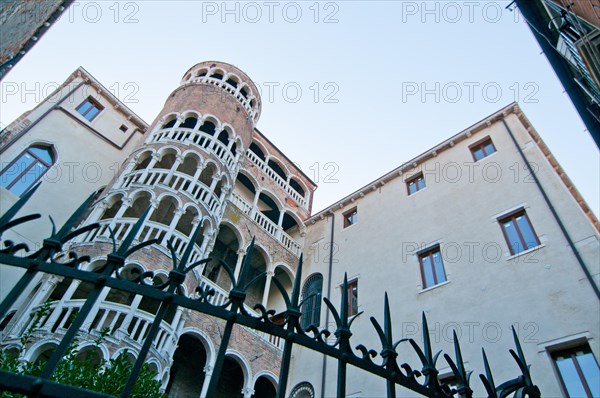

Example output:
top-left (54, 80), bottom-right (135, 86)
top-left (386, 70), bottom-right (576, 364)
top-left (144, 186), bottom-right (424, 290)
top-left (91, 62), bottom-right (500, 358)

top-left (301, 273), bottom-right (323, 329)
top-left (289, 382), bottom-right (315, 398)
top-left (0, 145), bottom-right (55, 196)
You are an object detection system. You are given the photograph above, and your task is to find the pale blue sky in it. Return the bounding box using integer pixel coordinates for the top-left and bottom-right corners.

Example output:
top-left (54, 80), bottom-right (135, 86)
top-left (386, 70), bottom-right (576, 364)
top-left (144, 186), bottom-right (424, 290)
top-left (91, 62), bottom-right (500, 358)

top-left (1, 1), bottom-right (598, 214)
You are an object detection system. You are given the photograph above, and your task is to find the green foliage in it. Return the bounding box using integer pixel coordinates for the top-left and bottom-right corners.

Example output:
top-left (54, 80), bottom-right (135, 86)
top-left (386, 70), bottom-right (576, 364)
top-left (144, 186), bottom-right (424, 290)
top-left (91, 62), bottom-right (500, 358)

top-left (0, 305), bottom-right (164, 398)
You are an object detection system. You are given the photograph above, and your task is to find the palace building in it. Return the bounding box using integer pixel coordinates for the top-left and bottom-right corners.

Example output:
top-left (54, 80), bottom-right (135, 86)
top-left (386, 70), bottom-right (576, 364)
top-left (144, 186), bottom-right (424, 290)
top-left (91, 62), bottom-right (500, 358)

top-left (0, 62), bottom-right (598, 398)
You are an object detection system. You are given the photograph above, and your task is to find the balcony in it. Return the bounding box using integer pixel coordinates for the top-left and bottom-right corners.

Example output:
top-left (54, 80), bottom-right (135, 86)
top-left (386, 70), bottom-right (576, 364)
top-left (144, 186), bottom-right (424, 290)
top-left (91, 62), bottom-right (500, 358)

top-left (81, 218), bottom-right (205, 266)
top-left (245, 149), bottom-right (307, 209)
top-left (229, 192), bottom-right (302, 257)
top-left (119, 168), bottom-right (221, 213)
top-left (150, 128), bottom-right (237, 169)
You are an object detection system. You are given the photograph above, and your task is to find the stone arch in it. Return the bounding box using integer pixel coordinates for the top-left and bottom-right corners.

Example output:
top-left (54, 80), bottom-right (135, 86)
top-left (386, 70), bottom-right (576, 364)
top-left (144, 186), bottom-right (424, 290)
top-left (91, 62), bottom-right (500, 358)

top-left (165, 330), bottom-right (213, 397)
top-left (195, 68), bottom-right (209, 78)
top-left (111, 347), bottom-right (139, 362)
top-left (225, 73), bottom-right (241, 89)
top-left (252, 372), bottom-right (277, 398)
top-left (289, 176), bottom-right (307, 197)
top-left (204, 223), bottom-right (242, 289)
top-left (222, 350), bottom-right (252, 395)
top-left (75, 342), bottom-right (108, 367)
top-left (24, 339), bottom-right (60, 362)
top-left (133, 149), bottom-right (156, 171)
top-left (249, 140), bottom-right (267, 161)
top-left (160, 112), bottom-right (179, 129)
top-left (99, 192), bottom-right (124, 220)
top-left (266, 156), bottom-right (289, 181)
top-left (289, 382), bottom-right (315, 398)
top-left (282, 210), bottom-right (303, 234)
top-left (209, 68), bottom-right (225, 80)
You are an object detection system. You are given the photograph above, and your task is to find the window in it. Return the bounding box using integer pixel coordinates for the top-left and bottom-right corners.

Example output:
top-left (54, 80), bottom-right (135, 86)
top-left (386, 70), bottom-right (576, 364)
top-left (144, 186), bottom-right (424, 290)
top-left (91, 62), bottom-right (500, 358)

top-left (0, 145), bottom-right (54, 196)
top-left (470, 137), bottom-right (496, 161)
top-left (347, 279), bottom-right (358, 316)
top-left (419, 246), bottom-right (447, 289)
top-left (498, 209), bottom-right (540, 255)
top-left (552, 344), bottom-right (600, 398)
top-left (343, 207), bottom-right (358, 228)
top-left (301, 274), bottom-right (323, 329)
top-left (76, 97), bottom-right (104, 121)
top-left (407, 173), bottom-right (426, 195)
top-left (119, 124), bottom-right (128, 133)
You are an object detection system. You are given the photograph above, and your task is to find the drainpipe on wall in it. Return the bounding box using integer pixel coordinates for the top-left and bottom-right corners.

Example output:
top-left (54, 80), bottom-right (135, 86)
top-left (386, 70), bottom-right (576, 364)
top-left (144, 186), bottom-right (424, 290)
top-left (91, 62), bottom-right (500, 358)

top-left (321, 211), bottom-right (335, 397)
top-left (501, 119), bottom-right (600, 300)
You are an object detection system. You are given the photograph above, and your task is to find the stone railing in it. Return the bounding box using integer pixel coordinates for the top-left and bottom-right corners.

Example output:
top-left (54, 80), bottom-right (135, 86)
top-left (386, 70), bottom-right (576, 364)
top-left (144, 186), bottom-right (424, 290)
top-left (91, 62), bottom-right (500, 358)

top-left (119, 168), bottom-right (221, 212)
top-left (245, 149), bottom-right (307, 209)
top-left (81, 218), bottom-right (204, 265)
top-left (150, 128), bottom-right (236, 169)
top-left (229, 192), bottom-right (302, 257)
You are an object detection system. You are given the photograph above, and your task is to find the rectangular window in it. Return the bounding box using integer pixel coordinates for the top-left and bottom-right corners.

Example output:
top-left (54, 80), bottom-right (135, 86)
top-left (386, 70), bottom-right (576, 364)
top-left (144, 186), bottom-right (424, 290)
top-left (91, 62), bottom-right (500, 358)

top-left (119, 124), bottom-right (128, 133)
top-left (347, 279), bottom-right (358, 317)
top-left (552, 344), bottom-right (600, 398)
top-left (407, 173), bottom-right (426, 195)
top-left (76, 97), bottom-right (104, 121)
top-left (343, 207), bottom-right (358, 228)
top-left (419, 247), bottom-right (447, 289)
top-left (498, 209), bottom-right (540, 255)
top-left (470, 137), bottom-right (496, 161)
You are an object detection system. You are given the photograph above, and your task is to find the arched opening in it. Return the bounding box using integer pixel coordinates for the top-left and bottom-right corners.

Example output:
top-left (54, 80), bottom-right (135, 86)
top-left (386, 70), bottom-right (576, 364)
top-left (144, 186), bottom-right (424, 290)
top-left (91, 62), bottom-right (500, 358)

top-left (75, 346), bottom-right (104, 368)
top-left (33, 343), bottom-right (58, 365)
top-left (3, 347), bottom-right (19, 359)
top-left (0, 311), bottom-right (16, 332)
top-left (133, 152), bottom-right (153, 171)
top-left (235, 173), bottom-right (256, 204)
top-left (217, 130), bottom-right (230, 147)
top-left (257, 192), bottom-right (280, 225)
top-left (267, 266), bottom-right (293, 315)
top-left (289, 178), bottom-right (305, 197)
top-left (166, 334), bottom-right (207, 397)
top-left (155, 153), bottom-right (177, 170)
top-left (214, 175), bottom-right (227, 198)
top-left (123, 192), bottom-right (151, 219)
top-left (176, 155), bottom-right (199, 177)
top-left (199, 164), bottom-right (217, 188)
top-left (138, 273), bottom-right (175, 323)
top-left (282, 212), bottom-right (300, 234)
top-left (301, 274), bottom-right (323, 329)
top-left (163, 119), bottom-right (177, 129)
top-left (240, 87), bottom-right (249, 99)
top-left (252, 376), bottom-right (276, 398)
top-left (199, 121), bottom-right (216, 136)
top-left (249, 142), bottom-right (266, 162)
top-left (196, 69), bottom-right (208, 78)
top-left (226, 76), bottom-right (239, 88)
top-left (245, 247), bottom-right (267, 308)
top-left (100, 195), bottom-right (123, 220)
top-left (209, 70), bottom-right (224, 80)
top-left (150, 195), bottom-right (178, 225)
top-left (267, 159), bottom-right (287, 181)
top-left (215, 356), bottom-right (245, 398)
top-left (180, 116), bottom-right (198, 129)
top-left (204, 225), bottom-right (239, 290)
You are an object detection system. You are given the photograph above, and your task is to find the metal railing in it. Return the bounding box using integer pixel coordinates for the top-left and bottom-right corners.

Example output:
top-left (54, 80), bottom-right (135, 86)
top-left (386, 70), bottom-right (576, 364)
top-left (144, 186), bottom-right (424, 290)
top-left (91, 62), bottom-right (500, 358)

top-left (0, 186), bottom-right (541, 398)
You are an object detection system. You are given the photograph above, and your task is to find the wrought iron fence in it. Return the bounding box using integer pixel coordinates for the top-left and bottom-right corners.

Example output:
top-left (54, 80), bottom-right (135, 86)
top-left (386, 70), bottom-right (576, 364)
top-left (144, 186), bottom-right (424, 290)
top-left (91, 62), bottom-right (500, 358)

top-left (0, 185), bottom-right (541, 398)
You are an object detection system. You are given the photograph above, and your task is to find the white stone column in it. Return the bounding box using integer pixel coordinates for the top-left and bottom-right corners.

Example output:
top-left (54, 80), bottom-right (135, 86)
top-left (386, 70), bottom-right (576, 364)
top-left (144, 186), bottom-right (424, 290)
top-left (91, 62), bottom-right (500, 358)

top-left (12, 276), bottom-right (60, 336)
top-left (116, 294), bottom-right (143, 337)
top-left (164, 155), bottom-right (184, 186)
top-left (162, 207), bottom-right (185, 246)
top-left (261, 270), bottom-right (274, 308)
top-left (242, 386), bottom-right (254, 398)
top-left (199, 364), bottom-right (214, 398)
top-left (139, 153), bottom-right (161, 181)
top-left (250, 192), bottom-right (260, 218)
top-left (43, 278), bottom-right (81, 328)
top-left (233, 248), bottom-right (246, 281)
top-left (82, 286), bottom-right (111, 333)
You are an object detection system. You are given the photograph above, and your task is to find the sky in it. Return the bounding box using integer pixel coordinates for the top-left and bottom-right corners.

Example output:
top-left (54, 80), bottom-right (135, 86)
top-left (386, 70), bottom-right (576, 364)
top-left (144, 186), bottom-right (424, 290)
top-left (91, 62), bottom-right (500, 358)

top-left (1, 0), bottom-right (598, 215)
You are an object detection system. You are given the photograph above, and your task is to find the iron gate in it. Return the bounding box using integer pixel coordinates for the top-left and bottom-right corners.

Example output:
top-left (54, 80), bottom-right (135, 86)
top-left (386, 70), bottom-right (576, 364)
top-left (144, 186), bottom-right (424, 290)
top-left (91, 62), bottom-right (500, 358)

top-left (0, 186), bottom-right (541, 398)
